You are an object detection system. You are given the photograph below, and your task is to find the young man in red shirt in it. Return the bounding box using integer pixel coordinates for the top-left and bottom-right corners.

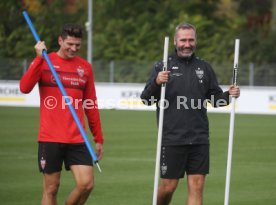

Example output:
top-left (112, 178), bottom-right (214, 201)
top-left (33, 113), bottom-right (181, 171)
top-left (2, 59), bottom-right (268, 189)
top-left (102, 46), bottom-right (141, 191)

top-left (20, 23), bottom-right (104, 205)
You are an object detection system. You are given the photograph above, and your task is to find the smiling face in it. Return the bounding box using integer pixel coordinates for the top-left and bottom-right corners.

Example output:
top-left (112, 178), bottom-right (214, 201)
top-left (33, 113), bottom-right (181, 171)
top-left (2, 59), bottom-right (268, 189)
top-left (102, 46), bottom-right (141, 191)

top-left (57, 36), bottom-right (81, 59)
top-left (174, 28), bottom-right (197, 58)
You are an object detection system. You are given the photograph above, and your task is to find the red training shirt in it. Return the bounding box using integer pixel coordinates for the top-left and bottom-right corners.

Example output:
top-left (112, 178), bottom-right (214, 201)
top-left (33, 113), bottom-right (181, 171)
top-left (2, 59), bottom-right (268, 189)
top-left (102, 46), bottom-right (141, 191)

top-left (20, 52), bottom-right (104, 144)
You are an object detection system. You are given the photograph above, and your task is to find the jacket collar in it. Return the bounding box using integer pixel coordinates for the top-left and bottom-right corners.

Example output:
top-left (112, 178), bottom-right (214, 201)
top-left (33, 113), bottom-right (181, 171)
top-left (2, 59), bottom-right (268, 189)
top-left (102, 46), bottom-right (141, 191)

top-left (173, 49), bottom-right (195, 63)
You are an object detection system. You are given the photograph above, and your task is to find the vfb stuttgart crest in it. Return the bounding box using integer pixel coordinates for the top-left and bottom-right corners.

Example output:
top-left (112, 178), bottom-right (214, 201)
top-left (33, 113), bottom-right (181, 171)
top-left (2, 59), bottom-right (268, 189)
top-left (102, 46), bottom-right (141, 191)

top-left (40, 157), bottom-right (46, 170)
top-left (77, 67), bottom-right (84, 77)
top-left (161, 164), bottom-right (168, 176)
top-left (195, 67), bottom-right (204, 79)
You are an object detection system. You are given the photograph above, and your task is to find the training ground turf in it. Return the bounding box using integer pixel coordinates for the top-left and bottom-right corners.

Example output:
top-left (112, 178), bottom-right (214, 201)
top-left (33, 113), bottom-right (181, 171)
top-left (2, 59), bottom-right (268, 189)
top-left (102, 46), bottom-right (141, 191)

top-left (0, 107), bottom-right (275, 205)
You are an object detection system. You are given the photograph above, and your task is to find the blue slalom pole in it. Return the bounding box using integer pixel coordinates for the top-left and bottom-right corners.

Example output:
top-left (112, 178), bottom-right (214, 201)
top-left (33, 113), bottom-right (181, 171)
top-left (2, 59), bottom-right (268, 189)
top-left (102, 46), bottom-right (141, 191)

top-left (22, 11), bottom-right (101, 172)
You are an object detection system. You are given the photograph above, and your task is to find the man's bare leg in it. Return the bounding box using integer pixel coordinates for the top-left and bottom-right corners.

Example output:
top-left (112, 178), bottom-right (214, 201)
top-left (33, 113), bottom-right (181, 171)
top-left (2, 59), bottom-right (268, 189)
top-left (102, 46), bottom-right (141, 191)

top-left (65, 165), bottom-right (94, 205)
top-left (41, 172), bottom-right (61, 205)
top-left (186, 174), bottom-right (205, 205)
top-left (157, 179), bottom-right (179, 205)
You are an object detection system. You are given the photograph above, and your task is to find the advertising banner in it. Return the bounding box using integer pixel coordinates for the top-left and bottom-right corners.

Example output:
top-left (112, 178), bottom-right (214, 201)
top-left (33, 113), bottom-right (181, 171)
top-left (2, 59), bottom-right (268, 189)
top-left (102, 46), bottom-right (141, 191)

top-left (1, 81), bottom-right (276, 115)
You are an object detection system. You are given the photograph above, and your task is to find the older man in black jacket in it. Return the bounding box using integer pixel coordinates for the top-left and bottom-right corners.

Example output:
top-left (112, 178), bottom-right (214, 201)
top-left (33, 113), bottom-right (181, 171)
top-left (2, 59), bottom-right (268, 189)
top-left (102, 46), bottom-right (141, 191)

top-left (141, 22), bottom-right (240, 205)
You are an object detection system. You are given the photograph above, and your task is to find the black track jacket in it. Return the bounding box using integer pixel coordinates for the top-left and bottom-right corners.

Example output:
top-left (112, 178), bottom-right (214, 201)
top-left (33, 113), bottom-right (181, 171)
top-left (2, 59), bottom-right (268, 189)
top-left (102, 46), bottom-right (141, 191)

top-left (140, 52), bottom-right (230, 146)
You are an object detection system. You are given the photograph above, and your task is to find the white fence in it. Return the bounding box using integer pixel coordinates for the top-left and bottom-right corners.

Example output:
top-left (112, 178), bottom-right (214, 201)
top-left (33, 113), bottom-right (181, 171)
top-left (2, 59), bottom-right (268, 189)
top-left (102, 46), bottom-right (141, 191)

top-left (0, 81), bottom-right (276, 115)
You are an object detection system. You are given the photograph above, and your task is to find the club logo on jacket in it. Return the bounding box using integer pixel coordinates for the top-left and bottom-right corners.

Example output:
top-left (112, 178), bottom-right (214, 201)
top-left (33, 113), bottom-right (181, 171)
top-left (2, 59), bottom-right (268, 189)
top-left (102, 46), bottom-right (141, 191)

top-left (195, 67), bottom-right (204, 83)
top-left (77, 67), bottom-right (85, 77)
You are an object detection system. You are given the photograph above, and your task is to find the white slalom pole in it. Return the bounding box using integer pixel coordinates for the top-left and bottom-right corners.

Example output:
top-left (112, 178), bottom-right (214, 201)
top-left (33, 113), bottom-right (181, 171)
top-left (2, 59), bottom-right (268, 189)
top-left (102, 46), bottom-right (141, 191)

top-left (152, 36), bottom-right (169, 205)
top-left (224, 39), bottom-right (240, 205)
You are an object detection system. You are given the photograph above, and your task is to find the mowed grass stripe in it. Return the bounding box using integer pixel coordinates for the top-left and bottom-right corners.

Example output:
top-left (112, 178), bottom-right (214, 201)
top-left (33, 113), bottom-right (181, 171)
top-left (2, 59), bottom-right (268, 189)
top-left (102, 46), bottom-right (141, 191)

top-left (0, 107), bottom-right (275, 205)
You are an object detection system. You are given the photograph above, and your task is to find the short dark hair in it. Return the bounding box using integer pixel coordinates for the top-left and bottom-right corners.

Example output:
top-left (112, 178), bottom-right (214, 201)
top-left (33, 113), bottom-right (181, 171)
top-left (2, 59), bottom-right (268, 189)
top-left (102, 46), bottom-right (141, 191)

top-left (175, 22), bottom-right (197, 38)
top-left (60, 23), bottom-right (82, 39)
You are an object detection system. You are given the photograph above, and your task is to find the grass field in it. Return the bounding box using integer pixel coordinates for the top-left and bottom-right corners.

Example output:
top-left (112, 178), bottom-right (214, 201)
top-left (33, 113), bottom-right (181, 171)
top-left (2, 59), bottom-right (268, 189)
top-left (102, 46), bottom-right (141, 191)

top-left (0, 106), bottom-right (276, 205)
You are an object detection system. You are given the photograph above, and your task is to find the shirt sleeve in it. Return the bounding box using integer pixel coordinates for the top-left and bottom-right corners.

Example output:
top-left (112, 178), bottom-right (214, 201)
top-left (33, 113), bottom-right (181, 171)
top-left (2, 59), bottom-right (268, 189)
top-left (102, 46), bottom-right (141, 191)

top-left (20, 56), bottom-right (43, 93)
top-left (140, 61), bottom-right (162, 105)
top-left (83, 64), bottom-right (104, 144)
top-left (206, 63), bottom-right (230, 107)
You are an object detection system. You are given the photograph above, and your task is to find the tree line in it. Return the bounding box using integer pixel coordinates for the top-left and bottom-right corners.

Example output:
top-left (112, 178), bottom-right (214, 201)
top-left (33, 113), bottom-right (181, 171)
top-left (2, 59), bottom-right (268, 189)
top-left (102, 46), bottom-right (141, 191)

top-left (0, 0), bottom-right (275, 83)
